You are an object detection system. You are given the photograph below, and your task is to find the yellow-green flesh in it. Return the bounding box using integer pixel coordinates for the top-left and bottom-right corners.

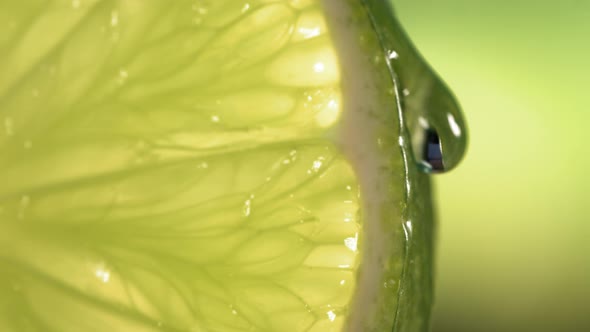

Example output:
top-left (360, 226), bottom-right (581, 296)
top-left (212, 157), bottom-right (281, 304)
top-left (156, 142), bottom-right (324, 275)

top-left (0, 1), bottom-right (362, 331)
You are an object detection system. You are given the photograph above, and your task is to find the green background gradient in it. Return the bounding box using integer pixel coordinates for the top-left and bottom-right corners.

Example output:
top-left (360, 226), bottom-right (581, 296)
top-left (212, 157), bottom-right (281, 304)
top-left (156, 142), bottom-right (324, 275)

top-left (393, 0), bottom-right (590, 331)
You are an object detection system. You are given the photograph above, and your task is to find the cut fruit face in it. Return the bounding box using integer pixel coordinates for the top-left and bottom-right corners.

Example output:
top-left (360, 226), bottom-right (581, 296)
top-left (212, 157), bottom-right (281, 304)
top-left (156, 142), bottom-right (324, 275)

top-left (0, 1), bottom-right (466, 332)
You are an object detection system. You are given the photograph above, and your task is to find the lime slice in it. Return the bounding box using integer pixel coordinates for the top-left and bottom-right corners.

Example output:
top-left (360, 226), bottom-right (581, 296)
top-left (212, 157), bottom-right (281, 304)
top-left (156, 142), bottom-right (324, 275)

top-left (0, 1), bottom-right (466, 331)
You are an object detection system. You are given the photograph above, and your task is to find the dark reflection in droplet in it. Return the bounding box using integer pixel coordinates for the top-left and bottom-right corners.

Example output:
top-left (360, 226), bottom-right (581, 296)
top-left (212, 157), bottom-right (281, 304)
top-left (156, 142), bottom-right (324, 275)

top-left (420, 129), bottom-right (444, 173)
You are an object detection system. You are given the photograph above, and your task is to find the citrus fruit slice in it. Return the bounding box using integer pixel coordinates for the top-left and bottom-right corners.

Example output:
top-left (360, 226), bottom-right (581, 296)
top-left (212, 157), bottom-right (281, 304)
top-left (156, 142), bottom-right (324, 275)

top-left (0, 1), bottom-right (466, 331)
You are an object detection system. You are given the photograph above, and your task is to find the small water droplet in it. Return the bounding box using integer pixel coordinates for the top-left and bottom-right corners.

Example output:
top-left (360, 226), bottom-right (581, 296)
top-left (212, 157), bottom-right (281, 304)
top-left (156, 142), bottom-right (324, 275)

top-left (344, 235), bottom-right (358, 252)
top-left (384, 13), bottom-right (467, 173)
top-left (95, 264), bottom-right (111, 283)
top-left (309, 157), bottom-right (324, 173)
top-left (191, 1), bottom-right (209, 24)
top-left (242, 199), bottom-right (252, 217)
top-left (388, 50), bottom-right (399, 60)
top-left (343, 212), bottom-right (353, 223)
top-left (210, 115), bottom-right (220, 123)
top-left (313, 62), bottom-right (325, 73)
top-left (23, 140), bottom-right (33, 149)
top-left (72, 0), bottom-right (81, 9)
top-left (326, 310), bottom-right (337, 322)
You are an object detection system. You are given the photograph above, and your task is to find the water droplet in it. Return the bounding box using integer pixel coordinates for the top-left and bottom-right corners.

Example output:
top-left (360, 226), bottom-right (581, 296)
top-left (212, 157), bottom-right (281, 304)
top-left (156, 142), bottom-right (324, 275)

top-left (95, 264), bottom-right (111, 283)
top-left (344, 235), bottom-right (358, 252)
top-left (229, 304), bottom-right (238, 315)
top-left (72, 0), bottom-right (81, 9)
top-left (343, 212), bottom-right (353, 223)
top-left (210, 115), bottom-right (220, 123)
top-left (313, 62), bottom-right (325, 73)
top-left (380, 10), bottom-right (467, 173)
top-left (23, 140), bottom-right (33, 149)
top-left (242, 199), bottom-right (252, 217)
top-left (191, 1), bottom-right (209, 24)
top-left (326, 310), bottom-right (337, 322)
top-left (388, 50), bottom-right (399, 60)
top-left (309, 157), bottom-right (324, 173)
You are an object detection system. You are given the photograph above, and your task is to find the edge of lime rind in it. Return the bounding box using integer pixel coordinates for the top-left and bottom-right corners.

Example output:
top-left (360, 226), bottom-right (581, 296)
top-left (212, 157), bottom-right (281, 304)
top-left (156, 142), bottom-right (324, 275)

top-left (321, 0), bottom-right (435, 331)
top-left (321, 0), bottom-right (409, 331)
top-left (360, 1), bottom-right (436, 331)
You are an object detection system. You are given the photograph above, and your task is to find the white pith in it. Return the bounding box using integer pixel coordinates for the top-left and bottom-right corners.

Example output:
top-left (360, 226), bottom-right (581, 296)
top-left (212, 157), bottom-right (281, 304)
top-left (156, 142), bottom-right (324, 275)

top-left (322, 1), bottom-right (408, 331)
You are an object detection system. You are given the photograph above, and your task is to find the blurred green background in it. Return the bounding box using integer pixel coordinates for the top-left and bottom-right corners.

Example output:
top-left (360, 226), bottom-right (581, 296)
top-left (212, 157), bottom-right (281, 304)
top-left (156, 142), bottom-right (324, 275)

top-left (392, 1), bottom-right (590, 331)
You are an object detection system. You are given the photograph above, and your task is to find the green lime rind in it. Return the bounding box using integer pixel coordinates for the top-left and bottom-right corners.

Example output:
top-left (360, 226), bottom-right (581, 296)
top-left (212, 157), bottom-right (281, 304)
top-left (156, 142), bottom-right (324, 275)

top-left (320, 1), bottom-right (432, 330)
top-left (363, 4), bottom-right (435, 332)
top-left (361, 0), bottom-right (465, 330)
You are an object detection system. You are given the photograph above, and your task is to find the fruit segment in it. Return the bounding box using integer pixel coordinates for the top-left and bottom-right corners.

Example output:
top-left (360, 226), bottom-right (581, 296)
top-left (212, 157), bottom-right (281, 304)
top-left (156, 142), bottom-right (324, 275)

top-left (0, 1), bottom-right (360, 331)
